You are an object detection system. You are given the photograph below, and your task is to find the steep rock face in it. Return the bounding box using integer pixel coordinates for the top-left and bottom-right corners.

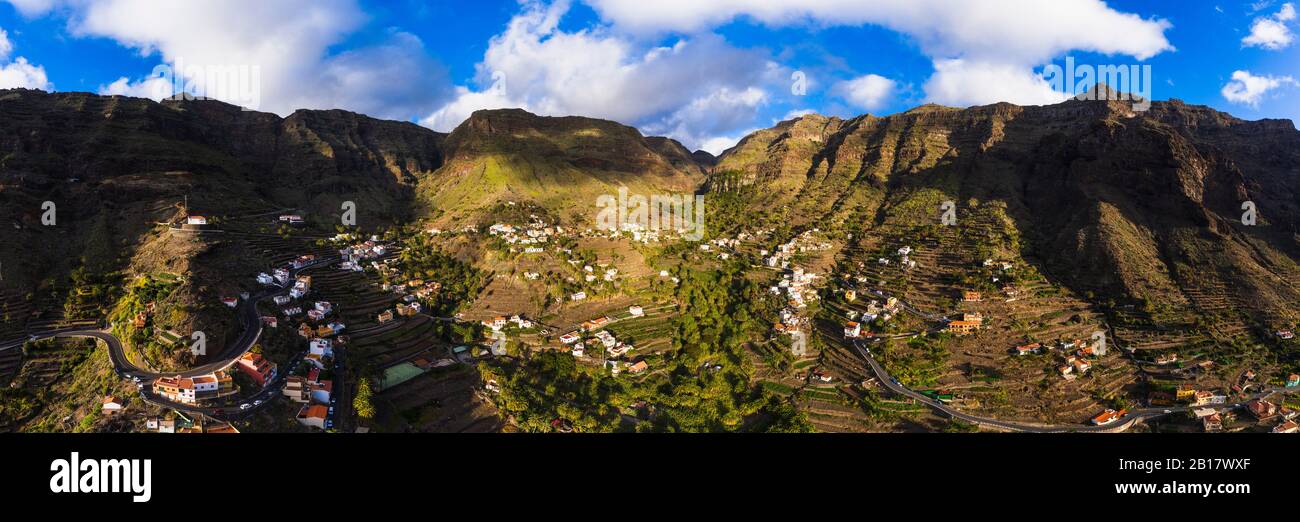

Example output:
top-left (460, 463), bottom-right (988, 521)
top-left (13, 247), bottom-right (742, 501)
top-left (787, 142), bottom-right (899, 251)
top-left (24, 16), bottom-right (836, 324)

top-left (419, 109), bottom-right (706, 225)
top-left (712, 113), bottom-right (847, 196)
top-left (714, 97), bottom-right (1300, 328)
top-left (0, 89), bottom-right (448, 341)
top-left (2, 87), bottom-right (1296, 337)
top-left (0, 89), bottom-right (444, 226)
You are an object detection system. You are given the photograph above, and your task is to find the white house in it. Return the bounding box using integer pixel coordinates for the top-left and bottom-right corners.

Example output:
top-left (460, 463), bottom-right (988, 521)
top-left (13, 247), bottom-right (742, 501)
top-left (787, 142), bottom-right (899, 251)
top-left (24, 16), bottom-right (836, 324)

top-left (186, 216), bottom-right (208, 226)
top-left (844, 322), bottom-right (862, 339)
top-left (310, 338), bottom-right (333, 357)
top-left (256, 273), bottom-right (274, 285)
top-left (192, 374), bottom-right (220, 394)
top-left (101, 396), bottom-right (124, 415)
top-left (628, 305), bottom-right (645, 317)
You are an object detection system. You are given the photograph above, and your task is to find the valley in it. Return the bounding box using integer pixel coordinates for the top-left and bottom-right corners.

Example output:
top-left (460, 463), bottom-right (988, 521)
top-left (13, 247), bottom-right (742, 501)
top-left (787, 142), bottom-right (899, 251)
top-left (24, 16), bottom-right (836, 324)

top-left (1, 88), bottom-right (1298, 433)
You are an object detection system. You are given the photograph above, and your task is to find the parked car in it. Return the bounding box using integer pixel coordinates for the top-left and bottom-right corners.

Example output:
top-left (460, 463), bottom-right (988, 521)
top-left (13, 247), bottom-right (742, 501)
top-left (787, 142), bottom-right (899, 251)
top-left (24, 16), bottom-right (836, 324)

top-left (239, 403), bottom-right (251, 410)
top-left (253, 399), bottom-right (263, 406)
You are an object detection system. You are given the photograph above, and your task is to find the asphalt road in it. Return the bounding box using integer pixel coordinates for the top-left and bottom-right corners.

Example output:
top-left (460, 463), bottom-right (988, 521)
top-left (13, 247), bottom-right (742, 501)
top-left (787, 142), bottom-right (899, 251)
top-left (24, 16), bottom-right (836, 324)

top-left (851, 339), bottom-right (1163, 432)
top-left (4, 257), bottom-right (338, 423)
top-left (839, 285), bottom-right (1300, 432)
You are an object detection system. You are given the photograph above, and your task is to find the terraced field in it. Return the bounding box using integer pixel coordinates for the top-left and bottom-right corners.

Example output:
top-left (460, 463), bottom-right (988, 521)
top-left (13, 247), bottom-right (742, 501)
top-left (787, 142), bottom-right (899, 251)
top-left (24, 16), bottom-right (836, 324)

top-left (377, 365), bottom-right (503, 433)
top-left (809, 203), bottom-right (1152, 427)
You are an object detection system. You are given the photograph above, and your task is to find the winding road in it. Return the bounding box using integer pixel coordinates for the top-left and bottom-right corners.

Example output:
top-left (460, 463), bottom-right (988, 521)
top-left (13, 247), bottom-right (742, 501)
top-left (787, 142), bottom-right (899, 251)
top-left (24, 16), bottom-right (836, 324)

top-left (835, 285), bottom-right (1298, 432)
top-left (0, 257), bottom-right (337, 421)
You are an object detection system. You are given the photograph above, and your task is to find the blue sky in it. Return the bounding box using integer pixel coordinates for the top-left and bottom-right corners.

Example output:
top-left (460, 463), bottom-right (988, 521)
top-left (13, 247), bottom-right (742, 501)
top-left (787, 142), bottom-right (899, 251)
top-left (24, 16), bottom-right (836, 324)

top-left (0, 0), bottom-right (1297, 154)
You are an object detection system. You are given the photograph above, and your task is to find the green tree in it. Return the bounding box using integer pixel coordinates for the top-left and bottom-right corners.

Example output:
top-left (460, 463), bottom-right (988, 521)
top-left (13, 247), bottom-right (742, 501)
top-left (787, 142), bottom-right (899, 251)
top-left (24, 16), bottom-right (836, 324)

top-left (354, 378), bottom-right (376, 420)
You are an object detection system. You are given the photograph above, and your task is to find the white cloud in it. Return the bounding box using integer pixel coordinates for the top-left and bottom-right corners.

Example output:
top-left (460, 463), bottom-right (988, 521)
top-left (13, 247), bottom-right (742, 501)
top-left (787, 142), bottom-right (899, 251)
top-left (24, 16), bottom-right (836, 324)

top-left (582, 0), bottom-right (1173, 107)
top-left (0, 25), bottom-right (52, 90)
top-left (780, 108), bottom-right (816, 121)
top-left (421, 0), bottom-right (781, 153)
top-left (1243, 2), bottom-right (1296, 50)
top-left (640, 86), bottom-right (768, 153)
top-left (1221, 70), bottom-right (1296, 106)
top-left (832, 74), bottom-right (896, 111)
top-left (99, 75), bottom-right (171, 99)
top-left (14, 0), bottom-right (451, 117)
top-left (0, 27), bottom-right (12, 60)
top-left (4, 0), bottom-right (58, 17)
top-left (0, 56), bottom-right (50, 89)
top-left (925, 59), bottom-right (1069, 108)
top-left (698, 132), bottom-right (753, 156)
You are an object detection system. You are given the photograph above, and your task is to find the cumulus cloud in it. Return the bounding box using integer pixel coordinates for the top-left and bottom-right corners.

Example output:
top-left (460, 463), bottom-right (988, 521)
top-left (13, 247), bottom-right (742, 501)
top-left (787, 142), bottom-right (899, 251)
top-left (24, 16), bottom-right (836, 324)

top-left (0, 57), bottom-right (50, 89)
top-left (832, 74), bottom-right (896, 111)
top-left (780, 108), bottom-right (816, 121)
top-left (0, 27), bottom-right (12, 60)
top-left (10, 0), bottom-right (451, 117)
top-left (421, 0), bottom-right (781, 153)
top-left (1221, 70), bottom-right (1296, 106)
top-left (925, 59), bottom-right (1069, 108)
top-left (0, 25), bottom-right (52, 90)
top-left (3, 0), bottom-right (58, 17)
top-left (98, 74), bottom-right (171, 99)
top-left (582, 0), bottom-right (1173, 107)
top-left (640, 87), bottom-right (768, 153)
top-left (1243, 2), bottom-right (1296, 50)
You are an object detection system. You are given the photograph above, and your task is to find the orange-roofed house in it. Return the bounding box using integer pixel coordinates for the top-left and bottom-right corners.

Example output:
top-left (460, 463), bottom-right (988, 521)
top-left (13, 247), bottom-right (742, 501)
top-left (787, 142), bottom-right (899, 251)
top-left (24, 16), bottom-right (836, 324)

top-left (581, 316), bottom-right (611, 332)
top-left (1203, 413), bottom-right (1223, 432)
top-left (945, 320), bottom-right (980, 336)
top-left (1012, 342), bottom-right (1042, 356)
top-left (962, 291), bottom-right (981, 302)
top-left (236, 352), bottom-right (277, 388)
top-left (101, 396), bottom-right (124, 415)
top-left (1091, 409), bottom-right (1126, 426)
top-left (296, 404), bottom-right (328, 430)
top-left (627, 360), bottom-right (649, 374)
top-left (1247, 398), bottom-right (1280, 420)
top-left (153, 376), bottom-right (197, 404)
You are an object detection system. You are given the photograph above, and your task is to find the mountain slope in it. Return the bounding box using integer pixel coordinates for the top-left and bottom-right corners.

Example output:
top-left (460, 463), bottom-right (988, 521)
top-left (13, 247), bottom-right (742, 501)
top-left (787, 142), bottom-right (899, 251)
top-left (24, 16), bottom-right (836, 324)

top-left (0, 89), bottom-right (446, 346)
top-left (417, 108), bottom-right (706, 226)
top-left (714, 94), bottom-right (1300, 336)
